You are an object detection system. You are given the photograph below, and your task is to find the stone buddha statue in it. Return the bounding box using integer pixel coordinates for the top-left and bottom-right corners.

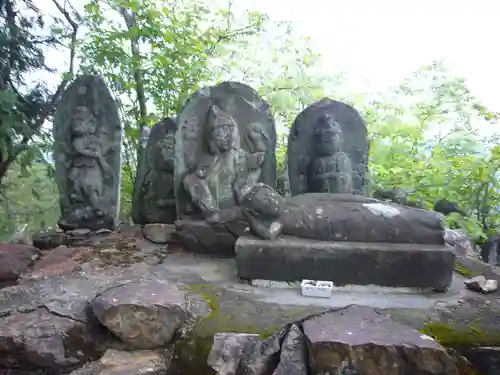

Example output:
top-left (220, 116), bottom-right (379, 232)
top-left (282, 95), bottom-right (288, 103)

top-left (182, 105), bottom-right (247, 223)
top-left (308, 114), bottom-right (353, 194)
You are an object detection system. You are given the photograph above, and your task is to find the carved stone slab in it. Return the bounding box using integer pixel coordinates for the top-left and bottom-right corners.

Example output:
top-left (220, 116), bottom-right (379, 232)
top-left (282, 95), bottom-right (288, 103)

top-left (53, 75), bottom-right (122, 230)
top-left (174, 81), bottom-right (277, 219)
top-left (132, 118), bottom-right (177, 224)
top-left (287, 98), bottom-right (369, 196)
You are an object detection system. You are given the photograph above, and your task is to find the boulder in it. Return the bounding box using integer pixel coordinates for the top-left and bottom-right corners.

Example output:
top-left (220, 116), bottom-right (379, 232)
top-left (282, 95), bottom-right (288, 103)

top-left (91, 279), bottom-right (211, 349)
top-left (69, 349), bottom-right (171, 375)
top-left (0, 243), bottom-right (39, 286)
top-left (303, 305), bottom-right (458, 375)
top-left (0, 308), bottom-right (107, 373)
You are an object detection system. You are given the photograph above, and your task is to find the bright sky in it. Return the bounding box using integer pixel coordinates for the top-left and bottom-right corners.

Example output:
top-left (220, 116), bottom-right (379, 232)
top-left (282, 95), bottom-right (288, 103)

top-left (232, 0), bottom-right (499, 111)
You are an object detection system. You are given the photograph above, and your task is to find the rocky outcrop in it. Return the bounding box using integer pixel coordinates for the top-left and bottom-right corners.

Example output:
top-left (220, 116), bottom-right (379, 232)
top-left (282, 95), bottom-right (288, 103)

top-left (0, 228), bottom-right (499, 374)
top-left (207, 306), bottom-right (458, 375)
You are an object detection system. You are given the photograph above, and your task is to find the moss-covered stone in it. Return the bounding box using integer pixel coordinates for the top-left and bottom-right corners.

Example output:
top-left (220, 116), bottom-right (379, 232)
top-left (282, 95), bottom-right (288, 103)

top-left (454, 263), bottom-right (479, 278)
top-left (421, 322), bottom-right (500, 348)
top-left (174, 283), bottom-right (326, 375)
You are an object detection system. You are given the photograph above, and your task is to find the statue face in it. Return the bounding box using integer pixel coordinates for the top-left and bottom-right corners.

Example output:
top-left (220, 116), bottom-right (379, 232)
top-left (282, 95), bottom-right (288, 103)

top-left (212, 124), bottom-right (237, 152)
top-left (72, 106), bottom-right (96, 135)
top-left (314, 116), bottom-right (341, 156)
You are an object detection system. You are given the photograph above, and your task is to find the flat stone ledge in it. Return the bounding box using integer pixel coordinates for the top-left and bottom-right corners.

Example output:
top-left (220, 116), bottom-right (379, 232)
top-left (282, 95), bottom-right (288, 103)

top-left (235, 236), bottom-right (455, 291)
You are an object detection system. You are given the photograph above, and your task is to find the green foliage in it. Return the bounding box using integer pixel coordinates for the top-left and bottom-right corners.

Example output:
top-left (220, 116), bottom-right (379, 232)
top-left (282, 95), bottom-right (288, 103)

top-left (355, 62), bottom-right (500, 240)
top-left (0, 162), bottom-right (59, 241)
top-left (78, 0), bottom-right (266, 215)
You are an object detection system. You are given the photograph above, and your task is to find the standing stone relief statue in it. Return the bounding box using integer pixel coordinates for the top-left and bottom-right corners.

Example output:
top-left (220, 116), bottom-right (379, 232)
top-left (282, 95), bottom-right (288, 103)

top-left (288, 98), bottom-right (369, 196)
top-left (132, 118), bottom-right (177, 225)
top-left (308, 114), bottom-right (353, 194)
top-left (53, 75), bottom-right (122, 231)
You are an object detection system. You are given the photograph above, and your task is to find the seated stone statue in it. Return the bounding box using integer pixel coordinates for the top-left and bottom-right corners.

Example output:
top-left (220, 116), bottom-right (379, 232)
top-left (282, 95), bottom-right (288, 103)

top-left (240, 186), bottom-right (445, 245)
top-left (308, 114), bottom-right (353, 194)
top-left (182, 105), bottom-right (266, 224)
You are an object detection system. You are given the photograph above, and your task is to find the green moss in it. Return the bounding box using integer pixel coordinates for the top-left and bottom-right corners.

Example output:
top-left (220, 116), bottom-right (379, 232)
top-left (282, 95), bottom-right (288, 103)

top-left (185, 283), bottom-right (280, 339)
top-left (421, 322), bottom-right (500, 348)
top-left (454, 262), bottom-right (480, 278)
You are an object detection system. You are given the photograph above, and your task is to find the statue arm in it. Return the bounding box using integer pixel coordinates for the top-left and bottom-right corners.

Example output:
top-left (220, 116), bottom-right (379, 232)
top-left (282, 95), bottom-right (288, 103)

top-left (246, 151), bottom-right (265, 169)
top-left (243, 210), bottom-right (282, 240)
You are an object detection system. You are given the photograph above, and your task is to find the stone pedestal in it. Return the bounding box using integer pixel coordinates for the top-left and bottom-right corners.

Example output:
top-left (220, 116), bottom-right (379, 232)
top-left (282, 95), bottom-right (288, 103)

top-left (235, 236), bottom-right (455, 291)
top-left (175, 220), bottom-right (247, 257)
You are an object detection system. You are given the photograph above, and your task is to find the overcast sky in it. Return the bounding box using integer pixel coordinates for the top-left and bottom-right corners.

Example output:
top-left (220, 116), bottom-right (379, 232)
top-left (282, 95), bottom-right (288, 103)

top-left (231, 0), bottom-right (499, 111)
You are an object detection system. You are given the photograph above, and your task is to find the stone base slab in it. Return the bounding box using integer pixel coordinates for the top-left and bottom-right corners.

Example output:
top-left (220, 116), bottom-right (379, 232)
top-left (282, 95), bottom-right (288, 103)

top-left (175, 219), bottom-right (247, 257)
top-left (235, 236), bottom-right (455, 291)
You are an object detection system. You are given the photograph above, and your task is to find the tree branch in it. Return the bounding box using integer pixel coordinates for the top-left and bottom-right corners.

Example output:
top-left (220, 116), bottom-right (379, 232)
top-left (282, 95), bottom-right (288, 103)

top-left (1, 0), bottom-right (80, 179)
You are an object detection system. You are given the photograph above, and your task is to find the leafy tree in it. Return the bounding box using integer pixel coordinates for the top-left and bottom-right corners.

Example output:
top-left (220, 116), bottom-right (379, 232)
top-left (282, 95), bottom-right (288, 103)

top-left (0, 0), bottom-right (79, 182)
top-left (355, 61), bottom-right (500, 240)
top-left (78, 0), bottom-right (266, 214)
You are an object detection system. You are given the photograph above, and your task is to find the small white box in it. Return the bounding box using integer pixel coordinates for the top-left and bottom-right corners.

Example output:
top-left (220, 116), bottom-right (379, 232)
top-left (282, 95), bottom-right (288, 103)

top-left (300, 279), bottom-right (333, 298)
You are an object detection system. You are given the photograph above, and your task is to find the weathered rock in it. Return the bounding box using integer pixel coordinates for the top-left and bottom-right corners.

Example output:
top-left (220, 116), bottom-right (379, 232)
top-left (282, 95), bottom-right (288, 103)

top-left (24, 246), bottom-right (85, 280)
top-left (444, 228), bottom-right (478, 259)
top-left (175, 219), bottom-right (247, 257)
top-left (303, 305), bottom-right (458, 375)
top-left (288, 98), bottom-right (369, 196)
top-left (236, 236), bottom-right (455, 290)
top-left (236, 329), bottom-right (285, 375)
top-left (0, 243), bottom-right (39, 286)
top-left (272, 324), bottom-right (308, 375)
top-left (207, 329), bottom-right (284, 375)
top-left (174, 81), bottom-right (277, 221)
top-left (464, 347), bottom-right (500, 375)
top-left (32, 230), bottom-right (68, 250)
top-left (464, 275), bottom-right (498, 294)
top-left (0, 308), bottom-right (107, 373)
top-left (207, 333), bottom-right (260, 375)
top-left (69, 349), bottom-right (171, 375)
top-left (282, 193), bottom-right (445, 244)
top-left (53, 74), bottom-right (122, 231)
top-left (132, 118), bottom-right (177, 225)
top-left (142, 223), bottom-right (177, 244)
top-left (91, 279), bottom-right (211, 349)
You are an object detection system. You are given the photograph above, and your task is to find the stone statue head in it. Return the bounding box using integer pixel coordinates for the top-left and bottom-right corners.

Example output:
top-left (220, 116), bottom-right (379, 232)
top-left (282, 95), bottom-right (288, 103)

top-left (313, 114), bottom-right (342, 156)
top-left (71, 106), bottom-right (96, 136)
top-left (240, 183), bottom-right (285, 219)
top-left (152, 132), bottom-right (175, 171)
top-left (207, 105), bottom-right (240, 153)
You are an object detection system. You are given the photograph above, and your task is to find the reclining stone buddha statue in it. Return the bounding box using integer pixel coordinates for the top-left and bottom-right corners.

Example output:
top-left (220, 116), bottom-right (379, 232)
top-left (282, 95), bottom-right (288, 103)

top-left (236, 184), bottom-right (454, 291)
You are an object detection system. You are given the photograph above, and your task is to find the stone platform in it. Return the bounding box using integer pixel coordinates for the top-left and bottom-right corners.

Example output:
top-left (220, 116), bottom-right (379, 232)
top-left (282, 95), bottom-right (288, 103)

top-left (236, 236), bottom-right (455, 291)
